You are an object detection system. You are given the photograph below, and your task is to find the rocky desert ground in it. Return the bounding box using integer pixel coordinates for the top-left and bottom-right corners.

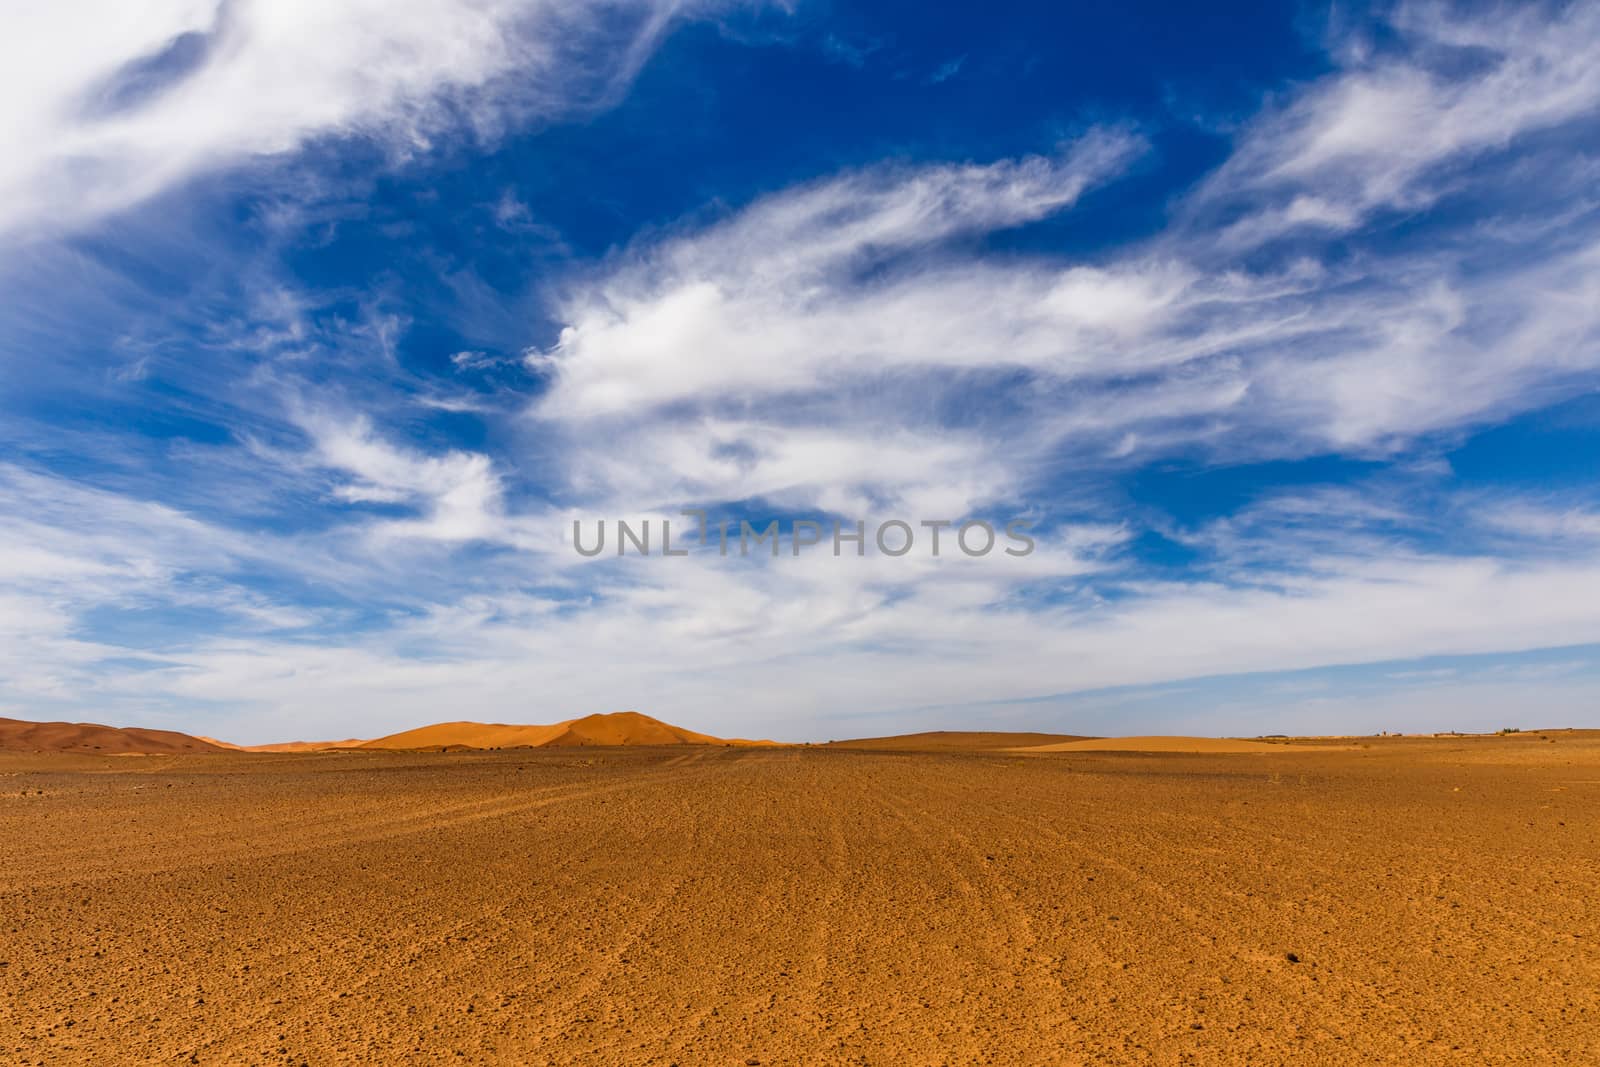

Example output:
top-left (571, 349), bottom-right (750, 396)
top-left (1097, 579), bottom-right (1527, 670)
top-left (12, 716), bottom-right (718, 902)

top-left (2, 730), bottom-right (1597, 1064)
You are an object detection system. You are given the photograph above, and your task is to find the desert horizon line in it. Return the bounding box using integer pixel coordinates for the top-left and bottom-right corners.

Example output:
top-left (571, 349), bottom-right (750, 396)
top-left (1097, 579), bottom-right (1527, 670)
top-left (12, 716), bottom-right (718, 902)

top-left (0, 709), bottom-right (1577, 757)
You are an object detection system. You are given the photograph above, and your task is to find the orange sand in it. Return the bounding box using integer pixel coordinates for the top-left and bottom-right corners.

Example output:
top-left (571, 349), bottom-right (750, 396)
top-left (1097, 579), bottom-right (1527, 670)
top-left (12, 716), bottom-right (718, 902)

top-left (2, 732), bottom-right (1596, 1063)
top-left (1014, 735), bottom-right (1356, 754)
top-left (0, 717), bottom-right (224, 755)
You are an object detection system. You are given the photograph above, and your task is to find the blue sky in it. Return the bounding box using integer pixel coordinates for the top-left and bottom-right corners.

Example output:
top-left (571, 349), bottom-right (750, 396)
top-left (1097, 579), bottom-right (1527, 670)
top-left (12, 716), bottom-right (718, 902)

top-left (2, 0), bottom-right (1599, 743)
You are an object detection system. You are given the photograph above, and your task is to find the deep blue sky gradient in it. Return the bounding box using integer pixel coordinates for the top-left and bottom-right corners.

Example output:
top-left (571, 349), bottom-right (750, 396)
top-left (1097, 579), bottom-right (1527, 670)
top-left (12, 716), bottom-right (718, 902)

top-left (2, 0), bottom-right (1598, 741)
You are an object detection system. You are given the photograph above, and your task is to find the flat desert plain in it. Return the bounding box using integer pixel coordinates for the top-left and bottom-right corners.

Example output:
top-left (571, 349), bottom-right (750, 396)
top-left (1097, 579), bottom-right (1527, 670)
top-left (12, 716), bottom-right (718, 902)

top-left (2, 733), bottom-right (1597, 1064)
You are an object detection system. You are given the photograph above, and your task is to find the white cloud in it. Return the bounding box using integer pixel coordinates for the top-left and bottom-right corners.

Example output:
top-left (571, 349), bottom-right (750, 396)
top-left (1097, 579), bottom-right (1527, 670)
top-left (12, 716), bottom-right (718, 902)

top-left (1195, 1), bottom-right (1600, 243)
top-left (1475, 500), bottom-right (1600, 547)
top-left (298, 411), bottom-right (537, 545)
top-left (530, 128), bottom-right (1147, 416)
top-left (8, 445), bottom-right (1600, 743)
top-left (6, 2), bottom-right (1600, 742)
top-left (553, 416), bottom-right (1028, 518)
top-left (0, 0), bottom-right (723, 240)
top-left (0, 462), bottom-right (325, 710)
top-left (523, 0), bottom-right (1600, 536)
top-left (80, 526), bottom-right (1600, 743)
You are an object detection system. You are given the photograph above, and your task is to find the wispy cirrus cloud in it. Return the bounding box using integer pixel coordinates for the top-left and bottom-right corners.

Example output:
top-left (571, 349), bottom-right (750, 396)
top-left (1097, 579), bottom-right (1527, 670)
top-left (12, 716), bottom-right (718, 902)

top-left (526, 0), bottom-right (1600, 530)
top-left (4, 1), bottom-right (1600, 741)
top-left (530, 127), bottom-right (1147, 416)
top-left (0, 0), bottom-right (735, 241)
top-left (1192, 1), bottom-right (1600, 246)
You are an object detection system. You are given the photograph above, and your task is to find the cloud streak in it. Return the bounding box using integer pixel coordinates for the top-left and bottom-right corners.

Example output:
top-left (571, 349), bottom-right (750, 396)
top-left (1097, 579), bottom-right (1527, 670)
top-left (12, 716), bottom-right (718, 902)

top-left (0, 0), bottom-right (722, 240)
top-left (3, 1), bottom-right (1600, 740)
top-left (526, 0), bottom-right (1600, 533)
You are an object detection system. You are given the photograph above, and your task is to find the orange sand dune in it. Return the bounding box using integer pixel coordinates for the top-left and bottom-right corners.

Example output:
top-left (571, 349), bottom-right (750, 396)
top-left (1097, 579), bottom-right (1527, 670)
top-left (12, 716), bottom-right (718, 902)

top-left (249, 739), bottom-right (369, 754)
top-left (542, 711), bottom-right (725, 747)
top-left (0, 717), bottom-right (224, 755)
top-left (250, 739), bottom-right (367, 753)
top-left (198, 736), bottom-right (369, 753)
top-left (1016, 735), bottom-right (1348, 754)
top-left (826, 730), bottom-right (1090, 750)
top-left (358, 720), bottom-right (571, 751)
top-left (358, 711), bottom-right (763, 751)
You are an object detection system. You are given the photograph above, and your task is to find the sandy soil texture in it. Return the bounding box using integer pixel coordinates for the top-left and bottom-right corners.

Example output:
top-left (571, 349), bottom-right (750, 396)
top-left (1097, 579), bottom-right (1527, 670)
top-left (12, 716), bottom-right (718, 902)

top-left (823, 731), bottom-right (1089, 751)
top-left (2, 733), bottom-right (1596, 1064)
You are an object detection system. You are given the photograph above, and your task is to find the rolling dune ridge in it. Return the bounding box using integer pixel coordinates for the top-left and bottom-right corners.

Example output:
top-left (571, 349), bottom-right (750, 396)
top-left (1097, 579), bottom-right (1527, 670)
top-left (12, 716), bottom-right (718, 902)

top-left (355, 711), bottom-right (770, 751)
top-left (0, 717), bottom-right (224, 755)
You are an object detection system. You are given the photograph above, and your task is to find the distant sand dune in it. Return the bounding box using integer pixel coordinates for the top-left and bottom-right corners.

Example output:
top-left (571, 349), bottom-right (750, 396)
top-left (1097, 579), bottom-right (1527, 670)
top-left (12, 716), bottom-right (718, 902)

top-left (235, 739), bottom-right (369, 754)
top-left (357, 711), bottom-right (767, 751)
top-left (0, 717), bottom-right (223, 755)
top-left (10, 718), bottom-right (1398, 757)
top-left (4, 712), bottom-right (764, 754)
top-left (357, 720), bottom-right (570, 751)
